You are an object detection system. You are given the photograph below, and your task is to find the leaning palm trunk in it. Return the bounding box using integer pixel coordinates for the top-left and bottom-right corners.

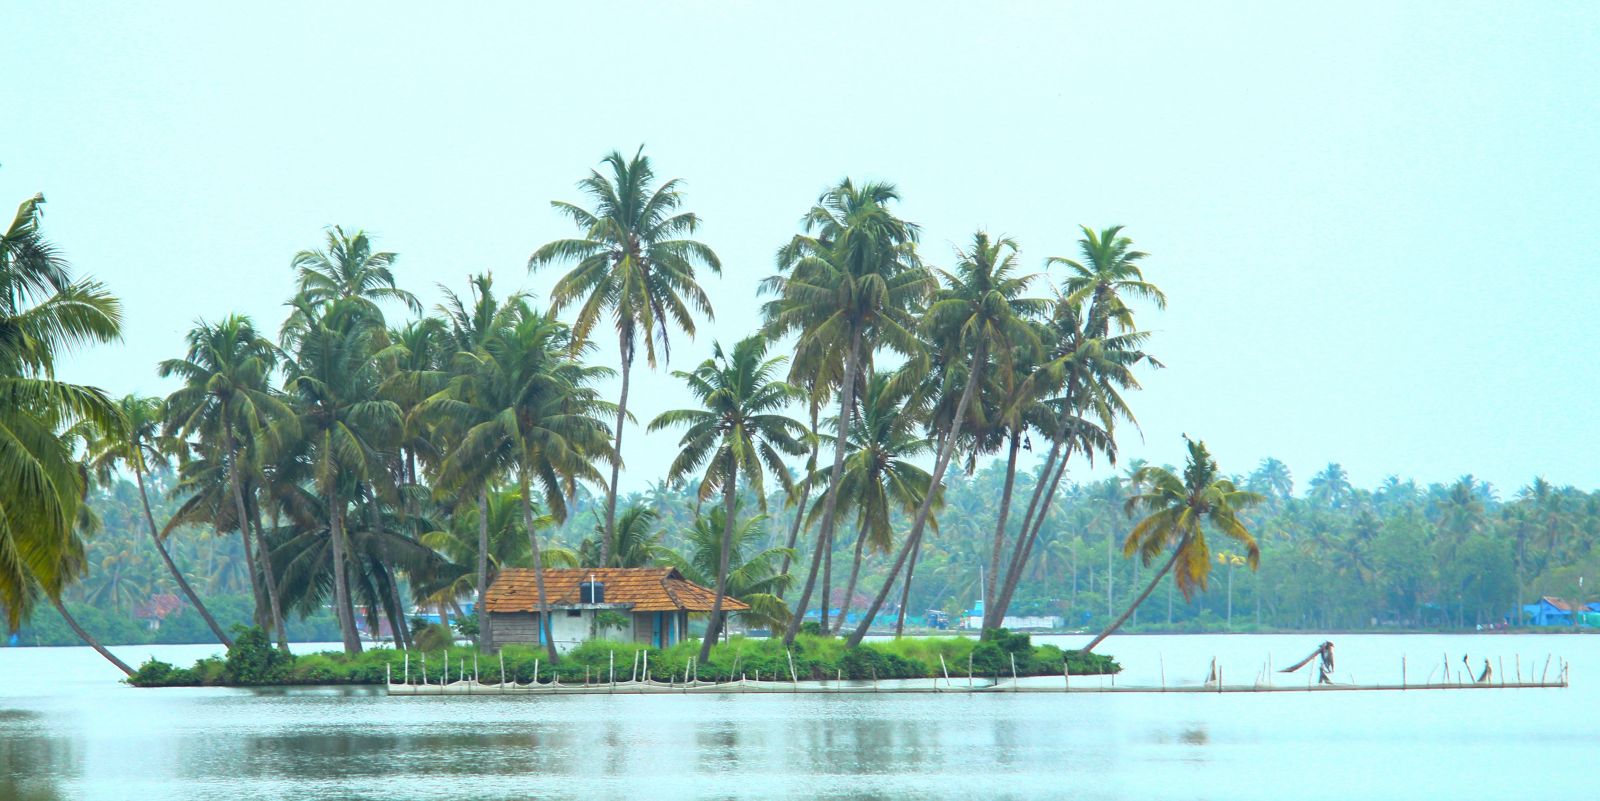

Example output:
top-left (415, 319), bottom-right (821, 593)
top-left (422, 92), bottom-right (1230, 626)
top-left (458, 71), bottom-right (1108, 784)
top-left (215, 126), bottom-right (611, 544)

top-left (52, 596), bottom-right (133, 676)
top-left (847, 340), bottom-right (988, 648)
top-left (992, 435), bottom-right (1078, 629)
top-left (323, 448), bottom-right (362, 655)
top-left (520, 470), bottom-right (558, 663)
top-left (893, 534), bottom-right (925, 637)
top-left (476, 487), bottom-right (492, 651)
top-left (700, 467), bottom-right (740, 661)
top-left (256, 504), bottom-right (290, 651)
top-left (784, 328), bottom-right (863, 645)
top-left (776, 406), bottom-right (820, 597)
top-left (831, 528), bottom-right (868, 634)
top-left (1081, 533), bottom-right (1189, 654)
top-left (134, 467), bottom-right (232, 648)
top-left (983, 432), bottom-right (1021, 621)
top-left (600, 342), bottom-right (633, 568)
top-left (250, 501), bottom-right (289, 652)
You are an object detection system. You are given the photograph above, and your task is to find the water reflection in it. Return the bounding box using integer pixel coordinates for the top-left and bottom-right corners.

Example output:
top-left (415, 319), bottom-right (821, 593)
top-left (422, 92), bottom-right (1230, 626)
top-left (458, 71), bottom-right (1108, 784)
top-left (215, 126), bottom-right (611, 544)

top-left (0, 711), bottom-right (71, 801)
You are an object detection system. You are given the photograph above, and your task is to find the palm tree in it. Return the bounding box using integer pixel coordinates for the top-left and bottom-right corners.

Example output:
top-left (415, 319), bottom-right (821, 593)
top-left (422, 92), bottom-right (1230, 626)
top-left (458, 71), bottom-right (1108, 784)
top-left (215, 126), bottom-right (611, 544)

top-left (160, 315), bottom-right (290, 649)
top-left (282, 226), bottom-right (418, 341)
top-left (764, 179), bottom-right (928, 644)
top-left (1052, 224), bottom-right (1165, 336)
top-left (1308, 463), bottom-right (1352, 509)
top-left (85, 395), bottom-right (233, 646)
top-left (650, 334), bottom-right (808, 660)
top-left (529, 147), bottom-right (720, 569)
top-left (0, 191), bottom-right (129, 673)
top-left (986, 224), bottom-right (1165, 630)
top-left (406, 273), bottom-right (527, 649)
top-left (808, 371), bottom-right (938, 632)
top-left (663, 504), bottom-right (795, 633)
top-left (1248, 457), bottom-right (1294, 503)
top-left (435, 310), bottom-right (615, 663)
top-left (279, 300), bottom-right (403, 654)
top-left (580, 505), bottom-right (669, 568)
top-left (847, 231), bottom-right (1040, 647)
top-left (1081, 438), bottom-right (1262, 653)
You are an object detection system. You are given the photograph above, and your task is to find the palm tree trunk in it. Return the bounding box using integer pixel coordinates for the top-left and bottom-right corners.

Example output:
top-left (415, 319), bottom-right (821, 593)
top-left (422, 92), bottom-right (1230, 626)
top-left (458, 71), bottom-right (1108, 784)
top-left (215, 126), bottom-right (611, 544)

top-left (328, 499), bottom-right (362, 654)
top-left (982, 431), bottom-right (1021, 628)
top-left (893, 536), bottom-right (921, 637)
top-left (223, 426), bottom-right (270, 633)
top-left (1081, 534), bottom-right (1189, 654)
top-left (820, 521), bottom-right (833, 632)
top-left (251, 499), bottom-right (288, 652)
top-left (776, 405), bottom-right (821, 597)
top-left (700, 466), bottom-right (740, 661)
top-left (52, 596), bottom-right (133, 676)
top-left (601, 341), bottom-right (633, 569)
top-left (134, 467), bottom-right (232, 648)
top-left (846, 339), bottom-right (988, 648)
top-left (385, 568), bottom-right (411, 650)
top-left (832, 527), bottom-right (868, 634)
top-left (993, 437), bottom-right (1075, 630)
top-left (476, 487), bottom-right (493, 650)
top-left (784, 327), bottom-right (863, 645)
top-left (521, 470), bottom-right (559, 663)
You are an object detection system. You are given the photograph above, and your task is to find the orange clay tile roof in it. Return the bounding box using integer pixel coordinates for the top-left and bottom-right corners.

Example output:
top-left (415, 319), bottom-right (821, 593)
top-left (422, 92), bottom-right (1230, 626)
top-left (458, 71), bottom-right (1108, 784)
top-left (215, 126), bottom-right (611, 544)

top-left (485, 567), bottom-right (748, 614)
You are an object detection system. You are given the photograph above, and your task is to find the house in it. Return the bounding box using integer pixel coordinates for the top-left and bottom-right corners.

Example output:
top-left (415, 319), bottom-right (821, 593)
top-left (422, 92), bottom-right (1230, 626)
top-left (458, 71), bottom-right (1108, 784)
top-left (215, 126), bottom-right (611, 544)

top-left (1520, 596), bottom-right (1600, 627)
top-left (484, 567), bottom-right (745, 653)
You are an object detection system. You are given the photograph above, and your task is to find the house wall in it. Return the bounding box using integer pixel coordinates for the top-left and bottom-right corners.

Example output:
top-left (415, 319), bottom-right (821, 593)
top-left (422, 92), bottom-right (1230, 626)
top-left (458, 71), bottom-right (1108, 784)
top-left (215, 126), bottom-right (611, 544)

top-left (488, 609), bottom-right (640, 654)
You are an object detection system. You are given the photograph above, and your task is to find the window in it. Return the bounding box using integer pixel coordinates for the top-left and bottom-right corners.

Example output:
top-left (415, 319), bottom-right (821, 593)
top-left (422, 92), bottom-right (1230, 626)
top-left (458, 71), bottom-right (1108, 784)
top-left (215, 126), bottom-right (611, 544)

top-left (566, 609), bottom-right (582, 618)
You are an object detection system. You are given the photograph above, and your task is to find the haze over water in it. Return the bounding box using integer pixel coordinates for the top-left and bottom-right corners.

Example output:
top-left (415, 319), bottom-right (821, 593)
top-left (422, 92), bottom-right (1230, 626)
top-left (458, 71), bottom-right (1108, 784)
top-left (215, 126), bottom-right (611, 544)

top-left (3, 633), bottom-right (1591, 800)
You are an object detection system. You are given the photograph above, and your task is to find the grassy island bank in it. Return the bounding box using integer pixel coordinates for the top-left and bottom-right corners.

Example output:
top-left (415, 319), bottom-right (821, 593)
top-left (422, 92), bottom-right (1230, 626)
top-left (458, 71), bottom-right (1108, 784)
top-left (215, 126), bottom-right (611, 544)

top-left (128, 628), bottom-right (1117, 688)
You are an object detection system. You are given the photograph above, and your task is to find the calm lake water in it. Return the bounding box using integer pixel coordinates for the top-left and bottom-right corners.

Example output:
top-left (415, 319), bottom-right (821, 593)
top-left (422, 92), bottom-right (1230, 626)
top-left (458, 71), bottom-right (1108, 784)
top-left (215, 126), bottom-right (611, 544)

top-left (1, 633), bottom-right (1592, 800)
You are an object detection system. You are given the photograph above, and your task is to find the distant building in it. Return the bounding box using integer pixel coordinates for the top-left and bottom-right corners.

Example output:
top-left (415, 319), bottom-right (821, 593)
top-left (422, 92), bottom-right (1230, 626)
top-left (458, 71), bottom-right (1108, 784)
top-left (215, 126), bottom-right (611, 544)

top-left (958, 599), bottom-right (1062, 630)
top-left (1521, 596), bottom-right (1600, 627)
top-left (484, 567), bottom-right (743, 653)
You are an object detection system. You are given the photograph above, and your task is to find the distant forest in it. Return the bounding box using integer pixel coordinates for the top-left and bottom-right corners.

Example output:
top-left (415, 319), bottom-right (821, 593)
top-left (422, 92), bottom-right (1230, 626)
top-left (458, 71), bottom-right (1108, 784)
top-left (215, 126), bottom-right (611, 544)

top-left (17, 459), bottom-right (1592, 646)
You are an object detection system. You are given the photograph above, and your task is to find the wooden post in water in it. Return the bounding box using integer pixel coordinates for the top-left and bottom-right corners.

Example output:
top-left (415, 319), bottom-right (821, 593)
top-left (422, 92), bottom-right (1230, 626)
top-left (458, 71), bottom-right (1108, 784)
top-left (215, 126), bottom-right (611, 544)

top-left (500, 652), bottom-right (506, 691)
top-left (642, 650), bottom-right (649, 683)
top-left (387, 662), bottom-right (391, 686)
top-left (786, 649), bottom-right (798, 687)
top-left (1159, 655), bottom-right (1166, 690)
top-left (1063, 660), bottom-right (1069, 690)
top-left (1401, 656), bottom-right (1406, 689)
top-left (421, 652), bottom-right (427, 684)
top-left (1542, 654), bottom-right (1551, 684)
top-left (404, 652), bottom-right (410, 685)
top-left (534, 658), bottom-right (540, 688)
top-left (1011, 654), bottom-right (1019, 691)
top-left (1515, 654), bottom-right (1522, 683)
top-left (939, 653), bottom-right (950, 689)
top-left (968, 653), bottom-right (974, 688)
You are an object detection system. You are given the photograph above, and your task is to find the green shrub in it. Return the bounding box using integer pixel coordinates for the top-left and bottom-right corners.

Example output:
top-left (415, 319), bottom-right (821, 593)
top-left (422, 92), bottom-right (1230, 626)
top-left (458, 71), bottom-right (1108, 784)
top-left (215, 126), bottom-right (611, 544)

top-left (222, 626), bottom-right (291, 685)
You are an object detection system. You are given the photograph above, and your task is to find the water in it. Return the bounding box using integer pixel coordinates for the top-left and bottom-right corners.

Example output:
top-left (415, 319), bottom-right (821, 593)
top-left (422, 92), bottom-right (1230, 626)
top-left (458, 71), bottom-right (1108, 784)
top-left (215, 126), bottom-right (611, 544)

top-left (1, 633), bottom-right (1592, 800)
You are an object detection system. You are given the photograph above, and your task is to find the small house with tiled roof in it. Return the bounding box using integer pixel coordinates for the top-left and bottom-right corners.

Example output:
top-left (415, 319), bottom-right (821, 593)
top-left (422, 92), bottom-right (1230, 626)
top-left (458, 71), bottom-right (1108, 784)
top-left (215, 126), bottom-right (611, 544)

top-left (484, 567), bottom-right (745, 653)
top-left (1521, 596), bottom-right (1600, 627)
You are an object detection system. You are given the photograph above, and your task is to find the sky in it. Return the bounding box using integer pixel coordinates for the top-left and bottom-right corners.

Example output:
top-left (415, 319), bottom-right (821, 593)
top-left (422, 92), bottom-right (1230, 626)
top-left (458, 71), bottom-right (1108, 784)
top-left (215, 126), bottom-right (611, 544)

top-left (4, 1), bottom-right (1598, 497)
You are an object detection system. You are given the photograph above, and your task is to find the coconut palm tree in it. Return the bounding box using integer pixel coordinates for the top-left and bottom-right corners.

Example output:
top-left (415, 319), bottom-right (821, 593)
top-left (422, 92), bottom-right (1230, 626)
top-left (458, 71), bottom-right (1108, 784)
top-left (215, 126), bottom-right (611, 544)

top-left (278, 299), bottom-right (403, 654)
top-left (84, 395), bottom-right (233, 646)
top-left (1081, 438), bottom-right (1262, 653)
top-left (663, 504), bottom-right (795, 634)
top-left (986, 226), bottom-right (1165, 630)
top-left (806, 371), bottom-right (939, 632)
top-left (282, 226), bottom-right (418, 342)
top-left (160, 315), bottom-right (291, 649)
top-left (529, 147), bottom-right (720, 569)
top-left (650, 334), bottom-right (808, 660)
top-left (435, 310), bottom-right (615, 663)
top-left (404, 274), bottom-right (527, 648)
top-left (579, 505), bottom-right (670, 569)
top-left (1051, 224), bottom-right (1165, 336)
top-left (847, 231), bottom-right (1041, 647)
top-left (0, 191), bottom-right (129, 674)
top-left (764, 179), bottom-right (929, 644)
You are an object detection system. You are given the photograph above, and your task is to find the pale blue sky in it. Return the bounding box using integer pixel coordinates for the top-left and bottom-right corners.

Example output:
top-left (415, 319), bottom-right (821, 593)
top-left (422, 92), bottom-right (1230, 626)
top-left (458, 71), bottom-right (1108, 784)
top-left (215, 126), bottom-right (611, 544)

top-left (5, 2), bottom-right (1598, 495)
